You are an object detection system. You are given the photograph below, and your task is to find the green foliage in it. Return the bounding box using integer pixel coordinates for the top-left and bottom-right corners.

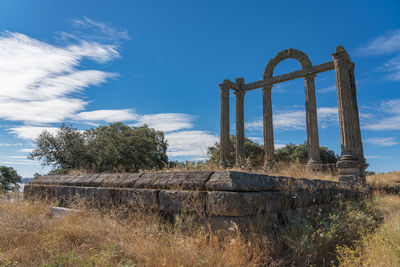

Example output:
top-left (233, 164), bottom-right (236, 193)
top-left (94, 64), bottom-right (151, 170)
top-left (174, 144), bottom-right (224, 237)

top-left (207, 135), bottom-right (264, 167)
top-left (280, 199), bottom-right (380, 266)
top-left (276, 142), bottom-right (337, 164)
top-left (207, 137), bottom-right (337, 167)
top-left (0, 166), bottom-right (21, 193)
top-left (29, 122), bottom-right (168, 173)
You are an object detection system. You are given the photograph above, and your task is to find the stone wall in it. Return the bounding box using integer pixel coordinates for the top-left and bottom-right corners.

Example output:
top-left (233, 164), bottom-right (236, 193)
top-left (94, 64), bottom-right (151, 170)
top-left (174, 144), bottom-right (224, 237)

top-left (24, 171), bottom-right (365, 230)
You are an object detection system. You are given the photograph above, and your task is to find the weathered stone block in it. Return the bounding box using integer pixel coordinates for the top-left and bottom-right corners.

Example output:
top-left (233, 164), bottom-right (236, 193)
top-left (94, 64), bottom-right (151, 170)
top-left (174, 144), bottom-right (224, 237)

top-left (134, 172), bottom-right (159, 188)
top-left (265, 191), bottom-right (283, 212)
top-left (181, 171), bottom-right (214, 190)
top-left (68, 174), bottom-right (99, 187)
top-left (119, 173), bottom-right (143, 188)
top-left (98, 188), bottom-right (122, 206)
top-left (101, 173), bottom-right (128, 187)
top-left (159, 190), bottom-right (206, 213)
top-left (120, 188), bottom-right (159, 209)
top-left (207, 191), bottom-right (266, 216)
top-left (55, 186), bottom-right (76, 203)
top-left (205, 171), bottom-right (279, 192)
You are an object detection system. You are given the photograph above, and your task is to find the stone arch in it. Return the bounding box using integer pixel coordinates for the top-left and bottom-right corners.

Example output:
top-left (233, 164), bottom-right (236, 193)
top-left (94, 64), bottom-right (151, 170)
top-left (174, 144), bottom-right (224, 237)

top-left (261, 48), bottom-right (321, 168)
top-left (263, 48), bottom-right (313, 79)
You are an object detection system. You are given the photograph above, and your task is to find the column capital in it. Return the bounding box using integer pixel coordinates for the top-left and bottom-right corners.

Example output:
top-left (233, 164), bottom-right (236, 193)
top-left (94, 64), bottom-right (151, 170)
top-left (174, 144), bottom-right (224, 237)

top-left (332, 45), bottom-right (352, 63)
top-left (303, 72), bottom-right (316, 80)
top-left (261, 84), bottom-right (273, 93)
top-left (219, 82), bottom-right (230, 90)
top-left (233, 89), bottom-right (246, 97)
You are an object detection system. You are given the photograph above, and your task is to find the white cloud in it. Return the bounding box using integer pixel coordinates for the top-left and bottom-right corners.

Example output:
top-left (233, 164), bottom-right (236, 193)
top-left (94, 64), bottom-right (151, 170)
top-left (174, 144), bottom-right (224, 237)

top-left (364, 137), bottom-right (398, 147)
top-left (0, 31), bottom-right (119, 124)
top-left (364, 99), bottom-right (400, 131)
top-left (75, 109), bottom-right (138, 123)
top-left (18, 148), bottom-right (35, 153)
top-left (0, 143), bottom-right (23, 146)
top-left (1, 160), bottom-right (41, 166)
top-left (71, 17), bottom-right (129, 41)
top-left (165, 130), bottom-right (218, 160)
top-left (358, 29), bottom-right (400, 81)
top-left (133, 113), bottom-right (194, 132)
top-left (358, 29), bottom-right (400, 56)
top-left (246, 107), bottom-right (338, 131)
top-left (9, 156), bottom-right (27, 159)
top-left (9, 126), bottom-right (60, 140)
top-left (317, 85), bottom-right (336, 94)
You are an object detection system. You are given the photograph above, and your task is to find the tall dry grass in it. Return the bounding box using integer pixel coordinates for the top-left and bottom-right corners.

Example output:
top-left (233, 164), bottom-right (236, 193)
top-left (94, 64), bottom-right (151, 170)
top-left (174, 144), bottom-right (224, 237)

top-left (337, 194), bottom-right (400, 266)
top-left (0, 194), bottom-right (385, 266)
top-left (366, 171), bottom-right (400, 189)
top-left (0, 198), bottom-right (273, 266)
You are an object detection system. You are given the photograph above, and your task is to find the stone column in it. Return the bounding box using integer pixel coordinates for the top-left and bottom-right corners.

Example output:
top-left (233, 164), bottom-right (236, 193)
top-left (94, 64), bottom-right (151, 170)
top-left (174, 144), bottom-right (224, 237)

top-left (220, 82), bottom-right (230, 167)
top-left (304, 73), bottom-right (322, 169)
top-left (332, 45), bottom-right (368, 184)
top-left (262, 85), bottom-right (275, 168)
top-left (234, 78), bottom-right (245, 167)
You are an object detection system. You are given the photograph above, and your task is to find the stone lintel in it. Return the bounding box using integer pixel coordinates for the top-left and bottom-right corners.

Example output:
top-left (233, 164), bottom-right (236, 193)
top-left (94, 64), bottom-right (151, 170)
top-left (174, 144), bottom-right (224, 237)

top-left (242, 61), bottom-right (335, 91)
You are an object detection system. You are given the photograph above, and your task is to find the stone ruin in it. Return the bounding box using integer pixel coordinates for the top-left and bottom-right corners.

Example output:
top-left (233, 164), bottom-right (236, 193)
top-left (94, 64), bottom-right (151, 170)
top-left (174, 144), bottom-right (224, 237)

top-left (219, 45), bottom-right (368, 184)
top-left (24, 46), bottom-right (368, 230)
top-left (24, 171), bottom-right (364, 230)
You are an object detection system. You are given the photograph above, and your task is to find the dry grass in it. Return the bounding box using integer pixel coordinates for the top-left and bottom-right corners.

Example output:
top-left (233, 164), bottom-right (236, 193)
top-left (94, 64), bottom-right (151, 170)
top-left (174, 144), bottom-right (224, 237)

top-left (366, 171), bottom-right (400, 189)
top-left (337, 194), bottom-right (400, 266)
top-left (0, 194), bottom-right (386, 267)
top-left (0, 198), bottom-right (273, 267)
top-left (163, 162), bottom-right (338, 181)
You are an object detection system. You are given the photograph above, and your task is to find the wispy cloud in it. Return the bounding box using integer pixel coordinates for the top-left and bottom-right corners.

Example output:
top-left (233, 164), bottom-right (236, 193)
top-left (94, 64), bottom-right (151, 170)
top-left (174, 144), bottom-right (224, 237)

top-left (364, 98), bottom-right (400, 131)
top-left (358, 29), bottom-right (400, 56)
top-left (358, 29), bottom-right (400, 81)
top-left (9, 126), bottom-right (60, 140)
top-left (75, 109), bottom-right (138, 123)
top-left (165, 130), bottom-right (218, 160)
top-left (0, 31), bottom-right (119, 124)
top-left (364, 137), bottom-right (398, 147)
top-left (0, 143), bottom-right (22, 146)
top-left (246, 107), bottom-right (338, 131)
top-left (317, 85), bottom-right (336, 94)
top-left (133, 113), bottom-right (194, 132)
top-left (1, 160), bottom-right (41, 166)
top-left (18, 148), bottom-right (35, 153)
top-left (71, 17), bottom-right (129, 42)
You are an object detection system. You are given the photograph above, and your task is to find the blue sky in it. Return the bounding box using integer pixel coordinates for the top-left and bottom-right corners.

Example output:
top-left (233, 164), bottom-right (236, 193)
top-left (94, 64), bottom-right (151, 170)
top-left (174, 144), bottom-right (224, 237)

top-left (0, 0), bottom-right (399, 177)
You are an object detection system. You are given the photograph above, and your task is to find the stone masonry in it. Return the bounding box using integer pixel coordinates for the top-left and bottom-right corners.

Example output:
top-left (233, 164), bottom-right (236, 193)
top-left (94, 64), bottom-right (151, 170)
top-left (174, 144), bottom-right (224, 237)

top-left (25, 171), bottom-right (364, 230)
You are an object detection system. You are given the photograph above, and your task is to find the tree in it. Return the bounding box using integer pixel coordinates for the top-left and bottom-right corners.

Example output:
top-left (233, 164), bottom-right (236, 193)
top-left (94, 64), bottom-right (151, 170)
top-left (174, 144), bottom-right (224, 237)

top-left (0, 166), bottom-right (21, 193)
top-left (207, 135), bottom-right (264, 167)
top-left (207, 138), bottom-right (337, 167)
top-left (275, 143), bottom-right (337, 164)
top-left (29, 122), bottom-right (168, 173)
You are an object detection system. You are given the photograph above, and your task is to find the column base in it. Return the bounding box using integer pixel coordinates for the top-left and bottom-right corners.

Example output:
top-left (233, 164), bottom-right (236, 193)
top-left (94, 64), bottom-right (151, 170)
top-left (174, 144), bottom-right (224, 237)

top-left (336, 155), bottom-right (368, 185)
top-left (307, 160), bottom-right (323, 172)
top-left (263, 160), bottom-right (276, 170)
top-left (219, 160), bottom-right (231, 168)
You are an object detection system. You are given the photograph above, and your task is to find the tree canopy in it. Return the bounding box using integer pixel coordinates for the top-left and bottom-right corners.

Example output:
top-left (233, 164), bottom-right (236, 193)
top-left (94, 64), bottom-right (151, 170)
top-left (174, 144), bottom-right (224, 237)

top-left (207, 136), bottom-right (337, 167)
top-left (29, 122), bottom-right (168, 173)
top-left (0, 166), bottom-right (21, 193)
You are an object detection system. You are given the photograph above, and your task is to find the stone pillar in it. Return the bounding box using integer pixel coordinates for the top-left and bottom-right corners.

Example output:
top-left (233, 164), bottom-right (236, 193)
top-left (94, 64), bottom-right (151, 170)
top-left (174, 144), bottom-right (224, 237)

top-left (220, 82), bottom-right (230, 167)
top-left (332, 45), bottom-right (368, 184)
top-left (262, 85), bottom-right (275, 168)
top-left (304, 73), bottom-right (322, 169)
top-left (234, 78), bottom-right (245, 167)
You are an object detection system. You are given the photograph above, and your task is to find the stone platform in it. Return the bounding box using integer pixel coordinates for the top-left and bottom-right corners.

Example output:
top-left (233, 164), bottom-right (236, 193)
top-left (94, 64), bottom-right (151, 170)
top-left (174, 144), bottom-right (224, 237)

top-left (24, 171), bottom-right (365, 229)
